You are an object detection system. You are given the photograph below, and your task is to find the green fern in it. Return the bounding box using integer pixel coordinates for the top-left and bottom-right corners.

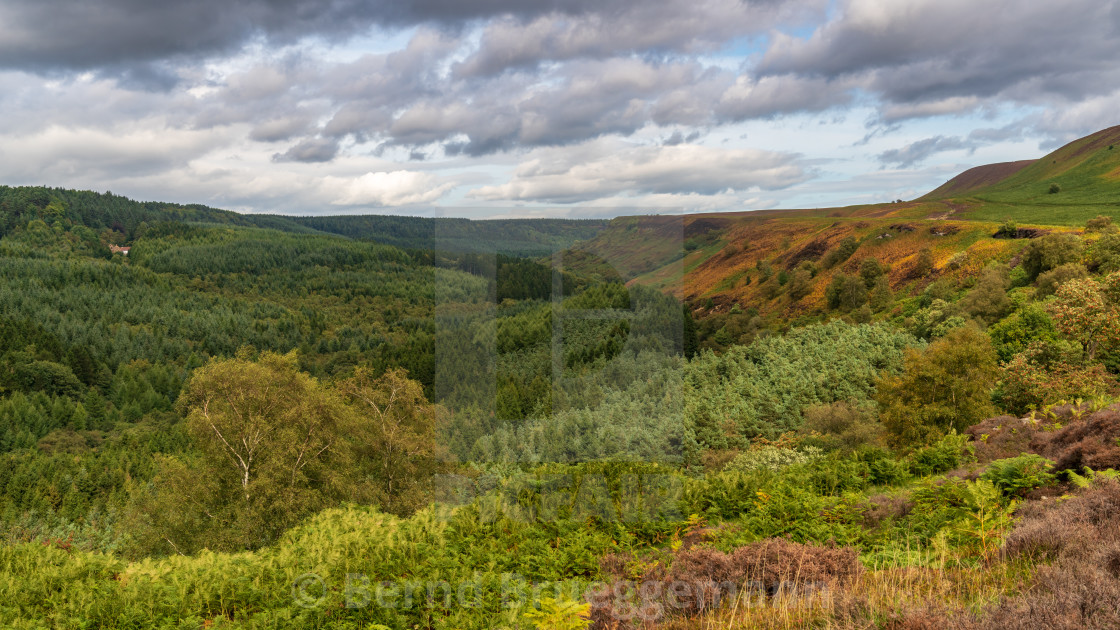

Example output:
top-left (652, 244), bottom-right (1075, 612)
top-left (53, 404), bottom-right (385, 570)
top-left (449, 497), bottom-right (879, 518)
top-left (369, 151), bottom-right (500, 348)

top-left (520, 597), bottom-right (593, 630)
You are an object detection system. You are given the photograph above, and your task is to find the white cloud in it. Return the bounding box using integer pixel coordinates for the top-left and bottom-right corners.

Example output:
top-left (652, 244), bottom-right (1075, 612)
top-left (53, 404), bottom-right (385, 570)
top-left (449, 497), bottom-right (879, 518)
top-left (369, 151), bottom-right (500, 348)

top-left (324, 170), bottom-right (455, 206)
top-left (469, 140), bottom-right (807, 203)
top-left (0, 123), bottom-right (228, 181)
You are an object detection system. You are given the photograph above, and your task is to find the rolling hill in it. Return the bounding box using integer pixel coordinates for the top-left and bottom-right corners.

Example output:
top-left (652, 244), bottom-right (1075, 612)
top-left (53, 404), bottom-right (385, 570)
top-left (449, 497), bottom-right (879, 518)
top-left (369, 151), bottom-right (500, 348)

top-left (4, 125), bottom-right (1117, 324)
top-left (568, 125), bottom-right (1120, 321)
top-left (923, 124), bottom-right (1120, 224)
top-left (0, 186), bottom-right (608, 256)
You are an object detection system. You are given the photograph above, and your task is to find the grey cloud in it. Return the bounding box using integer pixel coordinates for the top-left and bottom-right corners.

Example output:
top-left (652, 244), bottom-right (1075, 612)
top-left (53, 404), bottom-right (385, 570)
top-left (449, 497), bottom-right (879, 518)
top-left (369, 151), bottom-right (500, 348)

top-left (1024, 91), bottom-right (1120, 148)
top-left (663, 130), bottom-right (701, 146)
top-left (0, 124), bottom-right (228, 184)
top-left (317, 30), bottom-right (464, 141)
top-left (0, 0), bottom-right (778, 75)
top-left (256, 46), bottom-right (856, 159)
top-left (189, 59), bottom-right (324, 133)
top-left (452, 0), bottom-right (825, 77)
top-left (759, 0), bottom-right (1120, 112)
top-left (273, 137), bottom-right (340, 162)
top-left (249, 116), bottom-right (315, 142)
top-left (359, 57), bottom-right (728, 156)
top-left (877, 122), bottom-right (1039, 169)
top-left (716, 74), bottom-right (854, 121)
top-left (877, 135), bottom-right (972, 168)
top-left (966, 124), bottom-right (1029, 144)
top-left (15, 4), bottom-right (852, 161)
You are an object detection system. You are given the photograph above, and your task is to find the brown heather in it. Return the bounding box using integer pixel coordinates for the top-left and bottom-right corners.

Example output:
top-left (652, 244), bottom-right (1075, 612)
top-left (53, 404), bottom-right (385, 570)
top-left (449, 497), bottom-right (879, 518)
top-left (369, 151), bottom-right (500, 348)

top-left (953, 478), bottom-right (1120, 629)
top-left (1032, 404), bottom-right (1120, 473)
top-left (592, 539), bottom-right (863, 628)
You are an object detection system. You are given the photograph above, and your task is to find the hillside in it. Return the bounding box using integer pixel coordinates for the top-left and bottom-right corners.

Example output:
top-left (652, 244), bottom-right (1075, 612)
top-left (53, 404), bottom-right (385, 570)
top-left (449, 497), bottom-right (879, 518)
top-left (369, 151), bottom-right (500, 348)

top-left (924, 124), bottom-right (1120, 224)
top-left (566, 125), bottom-right (1120, 338)
top-left (921, 160), bottom-right (1036, 200)
top-left (282, 214), bottom-right (609, 255)
top-left (0, 186), bottom-right (607, 256)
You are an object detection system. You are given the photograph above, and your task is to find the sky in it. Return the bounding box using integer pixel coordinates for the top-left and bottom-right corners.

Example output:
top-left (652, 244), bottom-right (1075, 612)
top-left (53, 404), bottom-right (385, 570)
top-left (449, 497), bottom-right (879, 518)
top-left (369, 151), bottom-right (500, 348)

top-left (1, 0), bottom-right (1119, 219)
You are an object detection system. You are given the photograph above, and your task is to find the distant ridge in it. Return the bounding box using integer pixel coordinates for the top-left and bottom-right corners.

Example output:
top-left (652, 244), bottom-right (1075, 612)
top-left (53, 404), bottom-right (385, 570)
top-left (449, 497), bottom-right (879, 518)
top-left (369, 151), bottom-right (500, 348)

top-left (920, 160), bottom-right (1036, 200)
top-left (920, 124), bottom-right (1120, 204)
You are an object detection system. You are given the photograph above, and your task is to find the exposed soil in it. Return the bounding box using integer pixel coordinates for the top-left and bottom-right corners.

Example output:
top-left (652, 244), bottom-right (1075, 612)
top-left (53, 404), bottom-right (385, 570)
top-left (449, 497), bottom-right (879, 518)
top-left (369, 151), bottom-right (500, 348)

top-left (784, 238), bottom-right (830, 269)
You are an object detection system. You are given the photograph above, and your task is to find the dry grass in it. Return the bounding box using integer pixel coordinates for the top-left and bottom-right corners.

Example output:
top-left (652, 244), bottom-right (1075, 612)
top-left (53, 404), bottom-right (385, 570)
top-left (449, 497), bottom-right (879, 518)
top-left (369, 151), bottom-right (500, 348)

top-left (665, 479), bottom-right (1120, 630)
top-left (659, 560), bottom-right (1028, 630)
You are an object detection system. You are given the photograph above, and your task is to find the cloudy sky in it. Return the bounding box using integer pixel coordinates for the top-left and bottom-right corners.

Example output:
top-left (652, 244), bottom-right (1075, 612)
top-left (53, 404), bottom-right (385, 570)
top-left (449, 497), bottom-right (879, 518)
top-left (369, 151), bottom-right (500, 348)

top-left (2, 0), bottom-right (1119, 218)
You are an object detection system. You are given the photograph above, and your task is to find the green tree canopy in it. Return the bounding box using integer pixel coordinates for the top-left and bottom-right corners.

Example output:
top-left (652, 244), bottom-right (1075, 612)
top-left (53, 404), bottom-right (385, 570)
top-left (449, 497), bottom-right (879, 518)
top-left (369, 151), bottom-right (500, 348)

top-left (128, 352), bottom-right (439, 555)
top-left (878, 326), bottom-right (999, 449)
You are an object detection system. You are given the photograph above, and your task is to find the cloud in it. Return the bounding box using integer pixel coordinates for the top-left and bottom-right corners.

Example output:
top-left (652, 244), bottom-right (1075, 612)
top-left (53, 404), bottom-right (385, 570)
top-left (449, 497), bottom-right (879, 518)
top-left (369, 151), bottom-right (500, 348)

top-left (325, 170), bottom-right (455, 206)
top-left (249, 116), bottom-right (316, 142)
top-left (1028, 90), bottom-right (1120, 147)
top-left (716, 74), bottom-right (855, 121)
top-left (2, 0), bottom-right (1118, 215)
top-left (453, 0), bottom-right (825, 77)
top-left (877, 135), bottom-right (972, 168)
top-left (0, 124), bottom-right (224, 179)
top-left (469, 139), bottom-right (808, 203)
top-left (0, 0), bottom-right (817, 76)
top-left (760, 0), bottom-right (1120, 112)
top-left (879, 97), bottom-right (981, 123)
top-left (0, 0), bottom-right (518, 73)
top-left (273, 137), bottom-right (341, 162)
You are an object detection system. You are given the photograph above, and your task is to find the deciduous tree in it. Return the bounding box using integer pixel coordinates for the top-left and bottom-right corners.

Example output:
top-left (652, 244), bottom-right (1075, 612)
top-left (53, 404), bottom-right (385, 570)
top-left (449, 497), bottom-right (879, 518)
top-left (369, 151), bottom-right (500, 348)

top-left (878, 326), bottom-right (999, 448)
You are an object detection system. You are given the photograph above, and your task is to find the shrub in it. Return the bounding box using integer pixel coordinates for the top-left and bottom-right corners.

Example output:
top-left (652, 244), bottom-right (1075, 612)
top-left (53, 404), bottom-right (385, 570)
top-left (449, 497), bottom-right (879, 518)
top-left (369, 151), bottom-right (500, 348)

top-left (1020, 233), bottom-right (1083, 281)
top-left (1034, 262), bottom-right (1089, 297)
top-left (1088, 232), bottom-right (1120, 273)
top-left (595, 539), bottom-right (862, 623)
top-left (803, 455), bottom-right (871, 495)
top-left (801, 401), bottom-right (884, 452)
top-left (686, 320), bottom-right (918, 446)
top-left (786, 268), bottom-right (813, 301)
top-left (907, 298), bottom-right (963, 341)
top-left (995, 219), bottom-right (1019, 238)
top-left (868, 276), bottom-right (893, 311)
top-left (987, 303), bottom-right (1058, 362)
top-left (822, 236), bottom-right (860, 268)
top-left (965, 415), bottom-right (1043, 464)
top-left (1048, 183), bottom-right (1061, 194)
top-left (860, 492), bottom-right (914, 529)
top-left (910, 248), bottom-right (935, 279)
top-left (854, 446), bottom-right (911, 486)
top-left (960, 263), bottom-right (1011, 325)
top-left (908, 433), bottom-right (973, 477)
top-left (980, 454), bottom-right (1056, 496)
top-left (826, 272), bottom-right (868, 311)
top-left (1034, 404), bottom-right (1120, 473)
top-left (979, 478), bottom-right (1120, 629)
top-left (1086, 215), bottom-right (1115, 232)
top-left (995, 340), bottom-right (1114, 415)
top-left (724, 445), bottom-right (823, 473)
top-left (859, 257), bottom-right (885, 288)
top-left (1047, 273), bottom-right (1120, 362)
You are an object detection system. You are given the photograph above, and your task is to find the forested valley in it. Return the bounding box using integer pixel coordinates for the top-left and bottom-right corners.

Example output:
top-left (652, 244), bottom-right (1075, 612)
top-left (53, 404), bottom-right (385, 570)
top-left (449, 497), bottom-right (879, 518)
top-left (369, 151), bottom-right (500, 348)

top-left (5, 174), bottom-right (1120, 629)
